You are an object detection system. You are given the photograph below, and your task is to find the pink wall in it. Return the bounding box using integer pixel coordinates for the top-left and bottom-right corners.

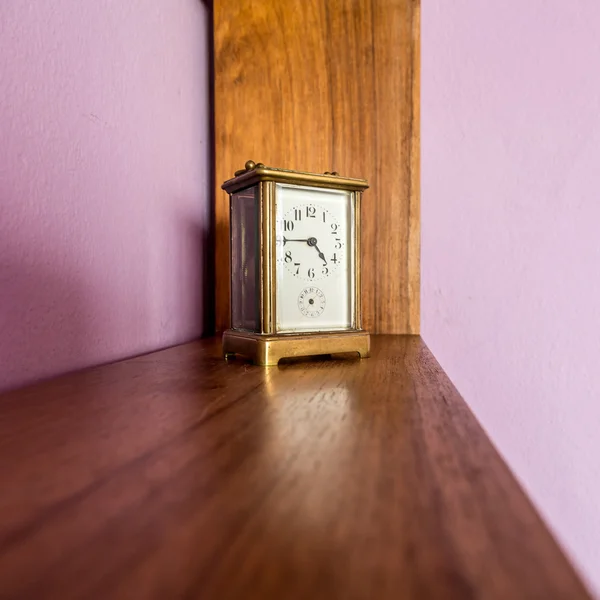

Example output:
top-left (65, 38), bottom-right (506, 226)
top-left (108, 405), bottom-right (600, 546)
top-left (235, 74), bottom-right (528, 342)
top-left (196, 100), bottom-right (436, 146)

top-left (0, 1), bottom-right (210, 392)
top-left (423, 1), bottom-right (600, 594)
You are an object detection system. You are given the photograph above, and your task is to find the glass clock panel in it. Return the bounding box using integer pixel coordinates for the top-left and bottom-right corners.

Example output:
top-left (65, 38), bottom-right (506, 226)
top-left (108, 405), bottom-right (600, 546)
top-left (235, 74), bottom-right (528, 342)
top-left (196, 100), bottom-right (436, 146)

top-left (275, 184), bottom-right (355, 333)
top-left (231, 185), bottom-right (260, 331)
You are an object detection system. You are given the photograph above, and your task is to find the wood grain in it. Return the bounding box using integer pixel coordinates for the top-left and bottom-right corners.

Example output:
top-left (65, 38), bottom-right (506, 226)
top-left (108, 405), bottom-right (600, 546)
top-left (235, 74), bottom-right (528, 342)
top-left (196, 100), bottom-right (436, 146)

top-left (214, 1), bottom-right (420, 334)
top-left (0, 337), bottom-right (590, 599)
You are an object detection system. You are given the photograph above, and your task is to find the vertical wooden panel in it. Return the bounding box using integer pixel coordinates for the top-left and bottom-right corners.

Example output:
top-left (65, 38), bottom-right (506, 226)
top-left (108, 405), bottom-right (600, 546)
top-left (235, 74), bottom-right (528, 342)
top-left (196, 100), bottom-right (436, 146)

top-left (214, 1), bottom-right (420, 333)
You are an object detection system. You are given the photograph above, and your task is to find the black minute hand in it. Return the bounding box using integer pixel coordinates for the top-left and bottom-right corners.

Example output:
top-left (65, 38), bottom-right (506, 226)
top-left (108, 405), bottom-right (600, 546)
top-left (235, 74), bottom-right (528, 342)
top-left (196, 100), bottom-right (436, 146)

top-left (282, 237), bottom-right (309, 246)
top-left (283, 236), bottom-right (327, 265)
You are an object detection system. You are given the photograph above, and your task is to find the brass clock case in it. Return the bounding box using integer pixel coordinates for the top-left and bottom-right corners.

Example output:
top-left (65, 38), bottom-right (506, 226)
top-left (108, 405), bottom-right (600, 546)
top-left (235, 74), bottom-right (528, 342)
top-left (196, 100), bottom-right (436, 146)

top-left (222, 161), bottom-right (370, 365)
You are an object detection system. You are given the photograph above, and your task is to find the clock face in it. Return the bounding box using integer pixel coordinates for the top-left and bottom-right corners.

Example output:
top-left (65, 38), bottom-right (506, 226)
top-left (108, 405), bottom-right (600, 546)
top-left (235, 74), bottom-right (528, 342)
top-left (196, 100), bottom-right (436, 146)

top-left (275, 184), bottom-right (354, 332)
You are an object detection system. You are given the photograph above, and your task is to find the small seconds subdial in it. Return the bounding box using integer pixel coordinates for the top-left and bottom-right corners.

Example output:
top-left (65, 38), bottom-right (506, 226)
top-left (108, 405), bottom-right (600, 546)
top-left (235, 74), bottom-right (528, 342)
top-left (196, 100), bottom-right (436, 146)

top-left (277, 204), bottom-right (344, 282)
top-left (298, 287), bottom-right (326, 318)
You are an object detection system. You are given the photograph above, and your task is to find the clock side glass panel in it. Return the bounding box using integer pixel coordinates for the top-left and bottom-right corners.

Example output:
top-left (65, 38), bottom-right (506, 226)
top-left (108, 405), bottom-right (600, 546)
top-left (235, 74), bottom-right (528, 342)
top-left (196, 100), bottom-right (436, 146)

top-left (275, 184), bottom-right (354, 333)
top-left (230, 185), bottom-right (260, 332)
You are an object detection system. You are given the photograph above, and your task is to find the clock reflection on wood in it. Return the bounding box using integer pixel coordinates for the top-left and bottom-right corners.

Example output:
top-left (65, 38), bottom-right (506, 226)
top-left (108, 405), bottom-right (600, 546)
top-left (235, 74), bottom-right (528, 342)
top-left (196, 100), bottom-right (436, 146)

top-left (222, 160), bottom-right (370, 365)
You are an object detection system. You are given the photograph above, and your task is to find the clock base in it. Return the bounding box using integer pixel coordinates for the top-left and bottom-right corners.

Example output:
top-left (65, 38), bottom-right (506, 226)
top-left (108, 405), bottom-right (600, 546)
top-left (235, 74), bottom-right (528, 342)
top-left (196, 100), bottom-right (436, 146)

top-left (222, 330), bottom-right (370, 366)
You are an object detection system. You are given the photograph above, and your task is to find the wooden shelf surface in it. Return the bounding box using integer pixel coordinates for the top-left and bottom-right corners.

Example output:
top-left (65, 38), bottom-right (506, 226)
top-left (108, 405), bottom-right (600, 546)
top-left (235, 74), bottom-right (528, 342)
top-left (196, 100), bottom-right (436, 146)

top-left (0, 336), bottom-right (590, 599)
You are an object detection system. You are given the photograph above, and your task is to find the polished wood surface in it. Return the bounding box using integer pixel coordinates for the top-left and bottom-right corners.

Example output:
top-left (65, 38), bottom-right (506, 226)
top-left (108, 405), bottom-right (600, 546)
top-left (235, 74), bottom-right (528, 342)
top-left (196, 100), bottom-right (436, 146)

top-left (214, 1), bottom-right (420, 334)
top-left (0, 336), bottom-right (589, 599)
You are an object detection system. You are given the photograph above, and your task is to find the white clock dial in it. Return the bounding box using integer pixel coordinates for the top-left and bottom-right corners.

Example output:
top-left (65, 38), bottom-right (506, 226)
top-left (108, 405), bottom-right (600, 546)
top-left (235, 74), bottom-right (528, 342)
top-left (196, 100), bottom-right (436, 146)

top-left (275, 184), bottom-right (354, 333)
top-left (277, 205), bottom-right (344, 282)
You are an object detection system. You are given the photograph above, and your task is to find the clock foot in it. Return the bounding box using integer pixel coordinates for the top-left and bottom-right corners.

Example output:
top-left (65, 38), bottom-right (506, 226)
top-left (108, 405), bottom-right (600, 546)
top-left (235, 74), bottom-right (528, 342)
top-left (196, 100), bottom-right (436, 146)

top-left (253, 356), bottom-right (280, 367)
top-left (222, 330), bottom-right (370, 366)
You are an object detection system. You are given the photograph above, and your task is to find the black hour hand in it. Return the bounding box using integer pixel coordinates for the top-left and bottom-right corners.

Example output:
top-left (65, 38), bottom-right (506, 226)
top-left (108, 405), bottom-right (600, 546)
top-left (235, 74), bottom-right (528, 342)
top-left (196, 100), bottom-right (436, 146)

top-left (316, 248), bottom-right (327, 265)
top-left (306, 237), bottom-right (327, 265)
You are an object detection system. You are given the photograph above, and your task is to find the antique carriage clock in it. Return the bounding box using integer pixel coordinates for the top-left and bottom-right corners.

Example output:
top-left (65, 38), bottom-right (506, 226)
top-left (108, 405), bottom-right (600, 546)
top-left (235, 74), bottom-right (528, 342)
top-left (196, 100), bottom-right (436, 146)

top-left (222, 160), bottom-right (370, 365)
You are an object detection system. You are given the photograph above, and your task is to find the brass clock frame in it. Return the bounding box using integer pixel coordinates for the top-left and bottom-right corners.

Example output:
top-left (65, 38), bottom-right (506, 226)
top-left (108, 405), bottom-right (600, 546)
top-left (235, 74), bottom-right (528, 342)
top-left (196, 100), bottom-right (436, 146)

top-left (222, 161), bottom-right (370, 366)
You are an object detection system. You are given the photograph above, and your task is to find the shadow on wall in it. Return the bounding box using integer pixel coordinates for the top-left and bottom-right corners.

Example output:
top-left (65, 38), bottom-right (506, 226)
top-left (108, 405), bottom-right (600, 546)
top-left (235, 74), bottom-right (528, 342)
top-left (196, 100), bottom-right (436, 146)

top-left (170, 206), bottom-right (213, 342)
top-left (200, 0), bottom-right (216, 336)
